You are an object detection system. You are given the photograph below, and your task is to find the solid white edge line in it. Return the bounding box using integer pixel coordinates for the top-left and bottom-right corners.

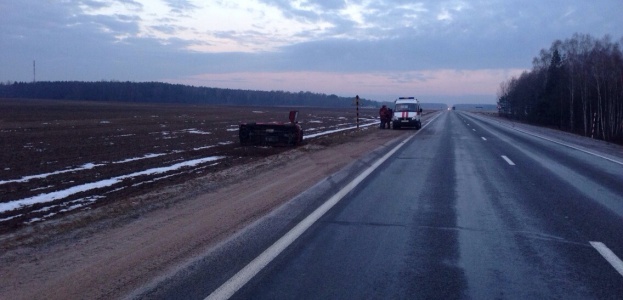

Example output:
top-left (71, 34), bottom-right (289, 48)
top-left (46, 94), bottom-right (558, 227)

top-left (511, 126), bottom-right (623, 166)
top-left (590, 241), bottom-right (623, 277)
top-left (204, 133), bottom-right (416, 300)
top-left (501, 155), bottom-right (515, 166)
top-left (205, 112), bottom-right (442, 300)
top-left (468, 113), bottom-right (623, 166)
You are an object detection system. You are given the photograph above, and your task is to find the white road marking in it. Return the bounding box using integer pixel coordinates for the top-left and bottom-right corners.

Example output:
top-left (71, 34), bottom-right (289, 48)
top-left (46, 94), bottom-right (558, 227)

top-left (590, 241), bottom-right (623, 277)
top-left (514, 128), bottom-right (623, 165)
top-left (501, 155), bottom-right (515, 165)
top-left (205, 113), bottom-right (441, 300)
top-left (481, 137), bottom-right (487, 141)
top-left (472, 129), bottom-right (476, 132)
top-left (468, 113), bottom-right (623, 166)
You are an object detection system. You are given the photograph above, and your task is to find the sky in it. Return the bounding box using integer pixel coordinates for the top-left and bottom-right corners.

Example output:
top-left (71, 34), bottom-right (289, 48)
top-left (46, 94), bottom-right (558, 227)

top-left (1, 0), bottom-right (621, 105)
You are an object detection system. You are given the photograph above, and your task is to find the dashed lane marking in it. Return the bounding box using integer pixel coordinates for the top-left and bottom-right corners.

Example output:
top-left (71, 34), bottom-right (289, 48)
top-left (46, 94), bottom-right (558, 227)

top-left (590, 241), bottom-right (623, 277)
top-left (481, 137), bottom-right (487, 141)
top-left (467, 113), bottom-right (623, 166)
top-left (501, 155), bottom-right (515, 165)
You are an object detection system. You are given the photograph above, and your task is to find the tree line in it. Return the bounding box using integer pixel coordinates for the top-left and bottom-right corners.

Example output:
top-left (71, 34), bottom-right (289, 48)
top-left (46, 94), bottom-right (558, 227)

top-left (497, 33), bottom-right (623, 144)
top-left (0, 81), bottom-right (378, 108)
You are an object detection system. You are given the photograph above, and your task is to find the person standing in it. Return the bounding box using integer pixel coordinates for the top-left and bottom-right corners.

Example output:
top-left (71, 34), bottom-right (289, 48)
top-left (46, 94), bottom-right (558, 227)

top-left (385, 108), bottom-right (393, 129)
top-left (379, 105), bottom-right (388, 129)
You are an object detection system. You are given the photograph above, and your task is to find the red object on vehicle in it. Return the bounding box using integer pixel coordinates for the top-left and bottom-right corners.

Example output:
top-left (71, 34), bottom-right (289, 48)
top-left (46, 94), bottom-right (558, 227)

top-left (289, 111), bottom-right (298, 123)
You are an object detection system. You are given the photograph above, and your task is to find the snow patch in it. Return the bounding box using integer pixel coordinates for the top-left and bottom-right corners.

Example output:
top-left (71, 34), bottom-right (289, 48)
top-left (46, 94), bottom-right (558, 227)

top-left (114, 153), bottom-right (166, 164)
top-left (303, 121), bottom-right (377, 139)
top-left (183, 129), bottom-right (211, 135)
top-left (0, 156), bottom-right (226, 214)
top-left (0, 162), bottom-right (103, 185)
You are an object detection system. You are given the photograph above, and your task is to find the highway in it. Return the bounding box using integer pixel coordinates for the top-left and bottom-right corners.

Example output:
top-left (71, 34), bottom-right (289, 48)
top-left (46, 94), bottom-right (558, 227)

top-left (138, 111), bottom-right (623, 299)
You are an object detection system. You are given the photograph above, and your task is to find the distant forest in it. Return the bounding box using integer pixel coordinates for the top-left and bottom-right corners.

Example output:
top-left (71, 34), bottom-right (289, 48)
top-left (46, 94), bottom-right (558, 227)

top-left (498, 33), bottom-right (623, 143)
top-left (0, 81), bottom-right (379, 108)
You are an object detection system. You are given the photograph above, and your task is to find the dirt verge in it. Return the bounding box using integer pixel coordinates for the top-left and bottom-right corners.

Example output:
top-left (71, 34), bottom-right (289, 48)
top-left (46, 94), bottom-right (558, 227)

top-left (0, 120), bottom-right (416, 300)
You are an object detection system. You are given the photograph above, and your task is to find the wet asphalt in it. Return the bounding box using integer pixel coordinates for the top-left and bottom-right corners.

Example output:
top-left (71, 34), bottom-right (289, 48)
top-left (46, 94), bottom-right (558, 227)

top-left (138, 111), bottom-right (623, 299)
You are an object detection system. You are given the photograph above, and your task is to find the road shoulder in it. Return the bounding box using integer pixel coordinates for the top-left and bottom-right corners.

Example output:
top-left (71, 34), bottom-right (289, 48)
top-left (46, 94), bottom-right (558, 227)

top-left (0, 125), bottom-right (412, 300)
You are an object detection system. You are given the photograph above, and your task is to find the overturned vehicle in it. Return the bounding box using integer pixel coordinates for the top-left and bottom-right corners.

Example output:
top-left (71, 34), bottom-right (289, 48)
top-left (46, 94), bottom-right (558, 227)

top-left (239, 110), bottom-right (304, 146)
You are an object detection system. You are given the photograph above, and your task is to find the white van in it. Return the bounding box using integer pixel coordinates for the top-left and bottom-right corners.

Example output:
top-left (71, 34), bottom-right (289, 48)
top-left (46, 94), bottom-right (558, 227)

top-left (392, 97), bottom-right (423, 129)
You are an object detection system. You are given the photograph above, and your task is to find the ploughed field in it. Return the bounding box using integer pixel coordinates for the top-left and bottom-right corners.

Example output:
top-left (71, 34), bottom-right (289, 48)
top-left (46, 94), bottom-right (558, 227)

top-left (0, 99), bottom-right (378, 231)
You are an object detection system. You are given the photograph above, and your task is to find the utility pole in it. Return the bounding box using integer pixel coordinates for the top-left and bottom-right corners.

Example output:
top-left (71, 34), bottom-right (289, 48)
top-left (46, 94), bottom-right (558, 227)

top-left (355, 95), bottom-right (360, 129)
top-left (33, 60), bottom-right (36, 82)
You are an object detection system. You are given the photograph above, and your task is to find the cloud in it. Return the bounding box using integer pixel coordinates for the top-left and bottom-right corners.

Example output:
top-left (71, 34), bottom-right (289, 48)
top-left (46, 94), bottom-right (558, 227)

top-left (169, 68), bottom-right (525, 102)
top-left (163, 0), bottom-right (198, 13)
top-left (1, 0), bottom-right (621, 104)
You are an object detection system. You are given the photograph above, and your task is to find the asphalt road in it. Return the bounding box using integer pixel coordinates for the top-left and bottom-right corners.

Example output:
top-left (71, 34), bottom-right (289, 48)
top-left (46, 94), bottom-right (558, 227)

top-left (139, 111), bottom-right (623, 299)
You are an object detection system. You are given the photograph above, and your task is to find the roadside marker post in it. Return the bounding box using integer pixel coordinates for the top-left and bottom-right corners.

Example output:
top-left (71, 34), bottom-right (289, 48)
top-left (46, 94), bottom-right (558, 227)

top-left (355, 95), bottom-right (360, 129)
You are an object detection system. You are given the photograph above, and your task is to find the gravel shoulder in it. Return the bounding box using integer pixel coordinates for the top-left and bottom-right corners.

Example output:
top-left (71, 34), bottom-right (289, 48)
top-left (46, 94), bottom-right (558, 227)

top-left (0, 122), bottom-right (414, 300)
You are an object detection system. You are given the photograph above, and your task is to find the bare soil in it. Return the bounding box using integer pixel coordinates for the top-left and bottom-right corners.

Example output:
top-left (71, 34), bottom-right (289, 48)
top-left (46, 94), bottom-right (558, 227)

top-left (0, 99), bottom-right (378, 229)
top-left (0, 99), bottom-right (418, 299)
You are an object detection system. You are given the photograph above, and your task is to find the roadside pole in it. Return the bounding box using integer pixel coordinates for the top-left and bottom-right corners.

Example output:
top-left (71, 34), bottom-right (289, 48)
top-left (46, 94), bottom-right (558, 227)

top-left (591, 113), bottom-right (597, 139)
top-left (355, 95), bottom-right (360, 129)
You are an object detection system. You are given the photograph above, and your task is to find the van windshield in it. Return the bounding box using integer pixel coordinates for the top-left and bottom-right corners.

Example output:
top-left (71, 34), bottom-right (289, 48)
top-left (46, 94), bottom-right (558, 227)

top-left (395, 103), bottom-right (417, 111)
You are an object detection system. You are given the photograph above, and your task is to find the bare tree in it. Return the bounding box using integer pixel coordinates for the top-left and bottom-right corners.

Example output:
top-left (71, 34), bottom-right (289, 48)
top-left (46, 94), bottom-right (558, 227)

top-left (498, 33), bottom-right (623, 144)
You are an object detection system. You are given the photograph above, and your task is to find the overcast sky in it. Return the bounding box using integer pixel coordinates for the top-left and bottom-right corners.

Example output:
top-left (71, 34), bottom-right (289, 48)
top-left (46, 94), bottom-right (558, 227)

top-left (1, 0), bottom-right (621, 104)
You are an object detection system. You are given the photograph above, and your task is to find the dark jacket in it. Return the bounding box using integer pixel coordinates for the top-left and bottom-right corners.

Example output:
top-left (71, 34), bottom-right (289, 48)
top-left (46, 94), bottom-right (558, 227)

top-left (379, 106), bottom-right (388, 120)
